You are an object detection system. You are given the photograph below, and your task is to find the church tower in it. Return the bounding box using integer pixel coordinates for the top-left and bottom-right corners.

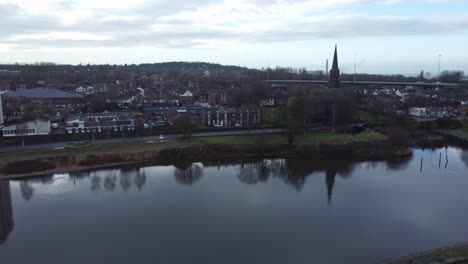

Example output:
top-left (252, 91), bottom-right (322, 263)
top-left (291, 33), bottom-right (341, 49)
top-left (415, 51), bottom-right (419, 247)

top-left (329, 45), bottom-right (340, 89)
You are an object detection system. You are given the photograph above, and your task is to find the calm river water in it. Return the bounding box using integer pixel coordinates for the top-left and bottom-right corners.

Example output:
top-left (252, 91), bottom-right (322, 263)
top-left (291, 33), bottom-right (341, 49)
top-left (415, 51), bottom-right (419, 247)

top-left (1, 147), bottom-right (468, 264)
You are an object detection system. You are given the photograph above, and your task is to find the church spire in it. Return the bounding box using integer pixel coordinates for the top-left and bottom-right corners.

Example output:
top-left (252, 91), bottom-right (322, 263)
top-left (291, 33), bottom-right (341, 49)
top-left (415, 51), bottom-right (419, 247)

top-left (332, 45), bottom-right (338, 69)
top-left (325, 170), bottom-right (337, 207)
top-left (329, 44), bottom-right (340, 89)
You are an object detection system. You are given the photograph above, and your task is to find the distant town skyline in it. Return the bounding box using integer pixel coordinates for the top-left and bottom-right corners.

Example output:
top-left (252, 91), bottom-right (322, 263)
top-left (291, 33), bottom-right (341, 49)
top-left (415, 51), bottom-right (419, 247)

top-left (0, 0), bottom-right (467, 75)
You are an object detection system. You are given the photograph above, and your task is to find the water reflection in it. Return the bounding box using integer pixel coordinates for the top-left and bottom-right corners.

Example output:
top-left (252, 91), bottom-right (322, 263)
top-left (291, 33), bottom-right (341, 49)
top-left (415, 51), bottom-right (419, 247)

top-left (91, 174), bottom-right (101, 192)
top-left (1, 149), bottom-right (466, 263)
top-left (461, 150), bottom-right (468, 168)
top-left (234, 159), bottom-right (355, 205)
top-left (0, 181), bottom-right (13, 245)
top-left (174, 163), bottom-right (204, 185)
top-left (103, 173), bottom-right (117, 191)
top-left (15, 168), bottom-right (148, 201)
top-left (13, 156), bottom-right (414, 205)
top-left (134, 170), bottom-right (146, 190)
top-left (204, 157), bottom-right (412, 206)
top-left (19, 181), bottom-right (34, 201)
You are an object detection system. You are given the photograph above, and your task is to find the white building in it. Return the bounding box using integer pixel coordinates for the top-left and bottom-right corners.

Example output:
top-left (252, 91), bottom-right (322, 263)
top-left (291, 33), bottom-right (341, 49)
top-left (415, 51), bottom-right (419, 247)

top-left (1, 118), bottom-right (51, 137)
top-left (137, 87), bottom-right (145, 96)
top-left (76, 86), bottom-right (86, 93)
top-left (409, 107), bottom-right (427, 117)
top-left (180, 90), bottom-right (193, 97)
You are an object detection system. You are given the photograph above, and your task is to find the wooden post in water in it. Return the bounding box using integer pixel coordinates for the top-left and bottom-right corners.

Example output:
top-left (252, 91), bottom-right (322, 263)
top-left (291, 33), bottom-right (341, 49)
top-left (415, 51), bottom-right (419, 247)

top-left (439, 152), bottom-right (442, 168)
top-left (420, 157), bottom-right (423, 173)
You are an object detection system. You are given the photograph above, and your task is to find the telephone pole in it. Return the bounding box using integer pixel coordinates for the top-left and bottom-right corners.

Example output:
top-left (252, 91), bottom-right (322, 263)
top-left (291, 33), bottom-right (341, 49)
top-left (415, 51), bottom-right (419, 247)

top-left (437, 54), bottom-right (442, 88)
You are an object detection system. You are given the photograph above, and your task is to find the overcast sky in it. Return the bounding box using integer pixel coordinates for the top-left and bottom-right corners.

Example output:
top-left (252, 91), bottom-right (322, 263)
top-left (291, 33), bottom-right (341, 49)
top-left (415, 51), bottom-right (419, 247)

top-left (0, 0), bottom-right (467, 75)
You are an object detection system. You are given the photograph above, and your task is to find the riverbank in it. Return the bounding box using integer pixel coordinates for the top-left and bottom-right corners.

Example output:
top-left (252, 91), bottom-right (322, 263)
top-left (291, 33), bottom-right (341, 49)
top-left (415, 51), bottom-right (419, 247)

top-left (383, 242), bottom-right (468, 264)
top-left (0, 131), bottom-right (414, 180)
top-left (4, 129), bottom-right (468, 180)
top-left (0, 140), bottom-right (193, 179)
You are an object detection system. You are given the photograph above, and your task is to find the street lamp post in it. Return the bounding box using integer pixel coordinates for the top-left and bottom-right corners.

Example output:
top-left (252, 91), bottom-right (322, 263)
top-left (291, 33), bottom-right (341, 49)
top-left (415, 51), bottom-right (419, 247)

top-left (437, 54), bottom-right (442, 88)
top-left (353, 54), bottom-right (357, 88)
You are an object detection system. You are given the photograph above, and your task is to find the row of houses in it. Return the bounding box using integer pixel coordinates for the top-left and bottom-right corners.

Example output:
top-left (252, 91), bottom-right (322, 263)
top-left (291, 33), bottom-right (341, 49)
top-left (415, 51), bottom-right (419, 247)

top-left (357, 85), bottom-right (468, 118)
top-left (1, 106), bottom-right (263, 138)
top-left (409, 105), bottom-right (468, 118)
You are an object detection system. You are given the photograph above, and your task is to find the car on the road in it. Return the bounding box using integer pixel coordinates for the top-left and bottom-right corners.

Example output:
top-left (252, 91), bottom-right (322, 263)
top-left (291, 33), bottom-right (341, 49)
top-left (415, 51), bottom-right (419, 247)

top-left (159, 135), bottom-right (164, 141)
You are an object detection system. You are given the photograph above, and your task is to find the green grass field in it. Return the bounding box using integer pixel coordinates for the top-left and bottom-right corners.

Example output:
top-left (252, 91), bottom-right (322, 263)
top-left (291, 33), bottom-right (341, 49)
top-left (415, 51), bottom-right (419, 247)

top-left (197, 134), bottom-right (286, 144)
top-left (1, 131), bottom-right (386, 166)
top-left (358, 111), bottom-right (396, 123)
top-left (450, 130), bottom-right (468, 139)
top-left (197, 131), bottom-right (385, 145)
top-left (263, 108), bottom-right (284, 125)
top-left (0, 140), bottom-right (189, 165)
top-left (296, 131), bottom-right (386, 144)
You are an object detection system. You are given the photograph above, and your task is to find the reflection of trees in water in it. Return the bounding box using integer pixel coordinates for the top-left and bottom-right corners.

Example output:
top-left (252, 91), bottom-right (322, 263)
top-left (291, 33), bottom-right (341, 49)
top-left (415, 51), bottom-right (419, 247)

top-left (120, 170), bottom-right (134, 191)
top-left (385, 155), bottom-right (413, 171)
top-left (19, 181), bottom-right (34, 201)
top-left (461, 150), bottom-right (468, 168)
top-left (70, 171), bottom-right (91, 179)
top-left (269, 159), bottom-right (288, 177)
top-left (231, 157), bottom-right (413, 205)
top-left (174, 163), bottom-right (203, 185)
top-left (238, 163), bottom-right (264, 184)
top-left (276, 159), bottom-right (355, 191)
top-left (120, 168), bottom-right (146, 191)
top-left (134, 170), bottom-right (146, 190)
top-left (103, 173), bottom-right (117, 191)
top-left (235, 159), bottom-right (356, 204)
top-left (238, 160), bottom-right (285, 184)
top-left (90, 168), bottom-right (147, 192)
top-left (91, 174), bottom-right (101, 192)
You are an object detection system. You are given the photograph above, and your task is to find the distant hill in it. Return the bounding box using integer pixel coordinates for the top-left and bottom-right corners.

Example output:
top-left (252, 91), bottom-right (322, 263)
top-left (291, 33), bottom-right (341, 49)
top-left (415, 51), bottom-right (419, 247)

top-left (0, 61), bottom-right (260, 84)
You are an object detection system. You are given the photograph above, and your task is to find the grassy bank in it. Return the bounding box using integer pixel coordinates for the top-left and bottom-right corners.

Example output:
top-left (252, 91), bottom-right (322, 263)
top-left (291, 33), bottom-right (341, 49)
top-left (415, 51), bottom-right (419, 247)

top-left (0, 140), bottom-right (189, 166)
top-left (0, 131), bottom-right (393, 178)
top-left (1, 131), bottom-right (386, 166)
top-left (197, 131), bottom-right (385, 145)
top-left (357, 111), bottom-right (397, 123)
top-left (450, 130), bottom-right (468, 139)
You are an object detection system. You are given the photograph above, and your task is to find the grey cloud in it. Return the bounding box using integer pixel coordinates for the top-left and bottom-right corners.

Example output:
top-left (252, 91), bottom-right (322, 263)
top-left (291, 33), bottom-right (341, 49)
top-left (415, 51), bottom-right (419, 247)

top-left (1, 1), bottom-right (467, 50)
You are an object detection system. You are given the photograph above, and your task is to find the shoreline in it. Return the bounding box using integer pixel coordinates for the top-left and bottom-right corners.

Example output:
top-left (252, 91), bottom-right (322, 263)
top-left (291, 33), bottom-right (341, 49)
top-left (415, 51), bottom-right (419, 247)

top-left (1, 132), bottom-right (466, 181)
top-left (0, 160), bottom-right (155, 181)
top-left (1, 140), bottom-right (414, 180)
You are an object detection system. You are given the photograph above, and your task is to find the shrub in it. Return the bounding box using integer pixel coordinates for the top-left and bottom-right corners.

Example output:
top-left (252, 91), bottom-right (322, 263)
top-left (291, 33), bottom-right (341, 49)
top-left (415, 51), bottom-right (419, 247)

top-left (1, 160), bottom-right (55, 174)
top-left (436, 118), bottom-right (462, 129)
top-left (387, 126), bottom-right (413, 147)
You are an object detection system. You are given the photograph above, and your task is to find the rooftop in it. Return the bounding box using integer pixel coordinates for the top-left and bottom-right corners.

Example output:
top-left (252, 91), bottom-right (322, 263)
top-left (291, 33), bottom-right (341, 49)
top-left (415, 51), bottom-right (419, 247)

top-left (5, 88), bottom-right (83, 99)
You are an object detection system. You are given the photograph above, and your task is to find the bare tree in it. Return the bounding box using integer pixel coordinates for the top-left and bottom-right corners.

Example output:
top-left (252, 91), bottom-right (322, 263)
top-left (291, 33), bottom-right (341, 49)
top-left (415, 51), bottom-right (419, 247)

top-left (15, 122), bottom-right (28, 148)
top-left (174, 114), bottom-right (198, 141)
top-left (174, 163), bottom-right (203, 185)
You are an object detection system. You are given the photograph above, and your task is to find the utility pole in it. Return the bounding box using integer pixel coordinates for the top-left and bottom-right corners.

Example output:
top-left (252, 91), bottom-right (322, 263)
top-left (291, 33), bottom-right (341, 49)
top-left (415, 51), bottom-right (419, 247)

top-left (437, 54), bottom-right (442, 89)
top-left (353, 54), bottom-right (357, 88)
top-left (215, 56), bottom-right (219, 78)
top-left (266, 57), bottom-right (270, 81)
top-left (326, 59), bottom-right (329, 77)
